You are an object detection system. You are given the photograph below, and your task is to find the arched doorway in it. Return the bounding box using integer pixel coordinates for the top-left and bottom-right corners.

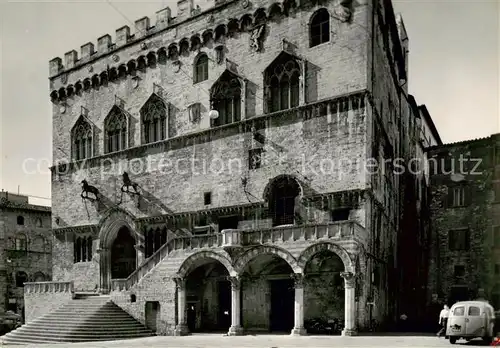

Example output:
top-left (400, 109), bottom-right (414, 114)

top-left (266, 175), bottom-right (301, 226)
top-left (240, 254), bottom-right (295, 333)
top-left (184, 259), bottom-right (231, 333)
top-left (110, 227), bottom-right (136, 279)
top-left (303, 250), bottom-right (345, 335)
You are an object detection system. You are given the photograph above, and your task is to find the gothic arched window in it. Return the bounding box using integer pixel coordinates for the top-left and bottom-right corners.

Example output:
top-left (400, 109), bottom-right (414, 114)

top-left (194, 53), bottom-right (209, 84)
top-left (140, 94), bottom-right (167, 144)
top-left (210, 71), bottom-right (242, 127)
top-left (71, 117), bottom-right (93, 160)
top-left (310, 8), bottom-right (330, 47)
top-left (265, 54), bottom-right (300, 113)
top-left (104, 106), bottom-right (128, 153)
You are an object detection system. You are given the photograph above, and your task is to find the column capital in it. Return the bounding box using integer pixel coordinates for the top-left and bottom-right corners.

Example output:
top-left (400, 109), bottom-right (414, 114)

top-left (290, 273), bottom-right (305, 289)
top-left (173, 277), bottom-right (186, 290)
top-left (227, 276), bottom-right (241, 290)
top-left (340, 271), bottom-right (356, 288)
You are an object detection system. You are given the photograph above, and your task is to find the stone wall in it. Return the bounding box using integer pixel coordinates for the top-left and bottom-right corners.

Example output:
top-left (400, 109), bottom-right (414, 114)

top-left (428, 135), bottom-right (499, 306)
top-left (23, 282), bottom-right (73, 323)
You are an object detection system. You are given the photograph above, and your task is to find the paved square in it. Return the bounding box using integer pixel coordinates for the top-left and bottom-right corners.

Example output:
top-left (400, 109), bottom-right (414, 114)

top-left (4, 334), bottom-right (479, 348)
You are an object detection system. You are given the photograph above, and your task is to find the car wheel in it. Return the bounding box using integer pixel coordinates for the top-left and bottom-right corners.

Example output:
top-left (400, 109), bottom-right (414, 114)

top-left (449, 336), bottom-right (457, 344)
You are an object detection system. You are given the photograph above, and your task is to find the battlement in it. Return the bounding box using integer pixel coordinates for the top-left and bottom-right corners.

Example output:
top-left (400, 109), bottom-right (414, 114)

top-left (49, 0), bottom-right (226, 77)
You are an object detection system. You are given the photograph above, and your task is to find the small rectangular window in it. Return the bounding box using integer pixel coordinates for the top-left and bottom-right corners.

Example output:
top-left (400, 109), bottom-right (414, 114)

top-left (204, 192), bottom-right (212, 205)
top-left (454, 265), bottom-right (465, 277)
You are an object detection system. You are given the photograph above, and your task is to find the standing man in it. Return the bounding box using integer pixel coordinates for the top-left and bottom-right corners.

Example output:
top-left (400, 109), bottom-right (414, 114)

top-left (437, 305), bottom-right (450, 337)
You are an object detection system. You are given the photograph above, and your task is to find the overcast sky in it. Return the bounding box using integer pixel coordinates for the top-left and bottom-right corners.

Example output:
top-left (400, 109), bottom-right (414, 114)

top-left (0, 0), bottom-right (498, 206)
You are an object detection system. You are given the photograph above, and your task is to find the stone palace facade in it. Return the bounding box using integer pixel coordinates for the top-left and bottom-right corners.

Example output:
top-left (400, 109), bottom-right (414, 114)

top-left (24, 0), bottom-right (435, 336)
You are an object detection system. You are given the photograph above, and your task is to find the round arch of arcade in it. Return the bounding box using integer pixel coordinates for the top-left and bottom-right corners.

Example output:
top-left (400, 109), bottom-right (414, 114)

top-left (176, 249), bottom-right (237, 278)
top-left (233, 245), bottom-right (302, 275)
top-left (297, 241), bottom-right (355, 274)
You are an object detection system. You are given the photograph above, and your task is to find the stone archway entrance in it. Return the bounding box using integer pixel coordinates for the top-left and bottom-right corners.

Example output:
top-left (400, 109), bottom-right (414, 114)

top-left (239, 254), bottom-right (296, 333)
top-left (297, 242), bottom-right (357, 336)
top-left (110, 227), bottom-right (136, 279)
top-left (174, 251), bottom-right (238, 336)
top-left (185, 259), bottom-right (231, 333)
top-left (303, 249), bottom-right (345, 335)
top-left (99, 223), bottom-right (138, 294)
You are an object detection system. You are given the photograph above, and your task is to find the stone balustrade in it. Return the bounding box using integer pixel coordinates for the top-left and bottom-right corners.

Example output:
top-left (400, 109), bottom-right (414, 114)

top-left (24, 281), bottom-right (75, 323)
top-left (24, 281), bottom-right (74, 294)
top-left (121, 221), bottom-right (366, 290)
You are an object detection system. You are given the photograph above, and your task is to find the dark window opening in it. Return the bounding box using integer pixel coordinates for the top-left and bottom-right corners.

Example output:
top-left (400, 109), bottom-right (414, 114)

top-left (130, 294), bottom-right (136, 303)
top-left (268, 176), bottom-right (300, 226)
top-left (453, 265), bottom-right (465, 277)
top-left (310, 8), bottom-right (330, 47)
top-left (194, 54), bottom-right (209, 83)
top-left (204, 192), bottom-right (212, 205)
top-left (218, 215), bottom-right (240, 231)
top-left (330, 208), bottom-right (351, 221)
top-left (16, 272), bottom-right (28, 288)
top-left (17, 216), bottom-right (24, 225)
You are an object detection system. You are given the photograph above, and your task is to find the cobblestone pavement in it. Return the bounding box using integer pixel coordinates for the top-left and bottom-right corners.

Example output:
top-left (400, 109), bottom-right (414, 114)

top-left (9, 334), bottom-right (494, 348)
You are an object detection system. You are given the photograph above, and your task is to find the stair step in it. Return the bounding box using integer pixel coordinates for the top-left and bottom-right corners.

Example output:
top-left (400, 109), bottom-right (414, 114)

top-left (16, 325), bottom-right (150, 333)
top-left (26, 320), bottom-right (142, 330)
top-left (1, 296), bottom-right (154, 344)
top-left (7, 329), bottom-right (152, 339)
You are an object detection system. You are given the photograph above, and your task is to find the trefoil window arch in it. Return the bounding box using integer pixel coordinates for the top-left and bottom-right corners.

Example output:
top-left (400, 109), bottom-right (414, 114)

top-left (194, 53), bottom-right (209, 84)
top-left (264, 53), bottom-right (301, 113)
top-left (310, 8), bottom-right (330, 47)
top-left (140, 94), bottom-right (167, 144)
top-left (104, 106), bottom-right (128, 153)
top-left (210, 70), bottom-right (242, 127)
top-left (71, 116), bottom-right (93, 161)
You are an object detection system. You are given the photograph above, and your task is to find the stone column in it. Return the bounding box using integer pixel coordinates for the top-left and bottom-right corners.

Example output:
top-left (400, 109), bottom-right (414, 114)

top-left (97, 248), bottom-right (110, 294)
top-left (290, 273), bottom-right (307, 336)
top-left (340, 271), bottom-right (357, 336)
top-left (227, 276), bottom-right (244, 335)
top-left (174, 277), bottom-right (189, 336)
top-left (134, 243), bottom-right (145, 266)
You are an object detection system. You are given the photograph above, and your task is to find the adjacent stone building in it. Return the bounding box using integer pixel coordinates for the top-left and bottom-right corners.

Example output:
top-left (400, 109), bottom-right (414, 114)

top-left (24, 0), bottom-right (433, 337)
top-left (427, 133), bottom-right (500, 310)
top-left (396, 95), bottom-right (442, 330)
top-left (0, 191), bottom-right (52, 321)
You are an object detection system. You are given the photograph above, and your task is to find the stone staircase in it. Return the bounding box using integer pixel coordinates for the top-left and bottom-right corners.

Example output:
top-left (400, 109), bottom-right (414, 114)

top-left (1, 294), bottom-right (154, 345)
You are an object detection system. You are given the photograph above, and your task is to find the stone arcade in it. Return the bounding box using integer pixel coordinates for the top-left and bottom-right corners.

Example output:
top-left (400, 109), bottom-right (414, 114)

top-left (23, 0), bottom-right (430, 338)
